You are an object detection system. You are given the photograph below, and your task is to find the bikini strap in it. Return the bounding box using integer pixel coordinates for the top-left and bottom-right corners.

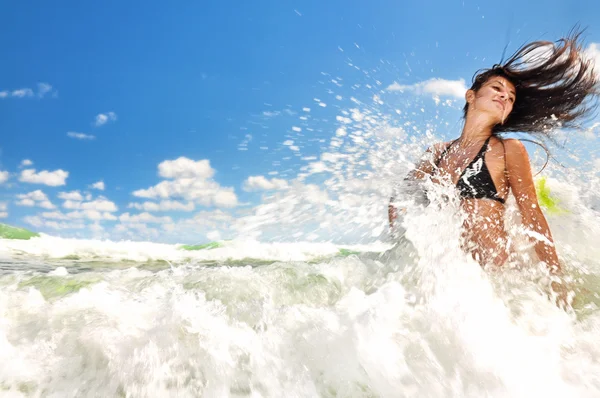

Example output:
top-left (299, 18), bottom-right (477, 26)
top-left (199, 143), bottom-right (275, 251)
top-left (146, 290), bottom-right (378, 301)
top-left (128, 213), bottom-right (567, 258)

top-left (482, 136), bottom-right (492, 151)
top-left (434, 140), bottom-right (457, 167)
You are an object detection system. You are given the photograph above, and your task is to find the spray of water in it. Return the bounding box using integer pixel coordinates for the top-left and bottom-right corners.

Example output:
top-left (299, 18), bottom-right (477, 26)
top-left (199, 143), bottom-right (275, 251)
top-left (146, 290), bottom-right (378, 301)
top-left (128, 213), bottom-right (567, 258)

top-left (1, 55), bottom-right (600, 397)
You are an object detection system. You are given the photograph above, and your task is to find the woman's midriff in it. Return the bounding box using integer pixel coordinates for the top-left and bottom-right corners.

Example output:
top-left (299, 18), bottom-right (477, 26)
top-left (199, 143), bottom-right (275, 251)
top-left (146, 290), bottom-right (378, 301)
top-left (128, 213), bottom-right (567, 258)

top-left (460, 198), bottom-right (509, 267)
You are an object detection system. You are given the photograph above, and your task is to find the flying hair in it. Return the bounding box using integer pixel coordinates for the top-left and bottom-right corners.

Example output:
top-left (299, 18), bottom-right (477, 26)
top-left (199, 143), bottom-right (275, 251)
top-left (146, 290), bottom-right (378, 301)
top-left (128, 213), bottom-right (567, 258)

top-left (463, 27), bottom-right (600, 136)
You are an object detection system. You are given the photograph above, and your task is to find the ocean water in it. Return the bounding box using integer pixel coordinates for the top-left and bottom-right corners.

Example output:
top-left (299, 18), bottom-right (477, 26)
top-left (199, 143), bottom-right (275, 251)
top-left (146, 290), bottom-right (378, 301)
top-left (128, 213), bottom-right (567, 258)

top-left (1, 179), bottom-right (600, 398)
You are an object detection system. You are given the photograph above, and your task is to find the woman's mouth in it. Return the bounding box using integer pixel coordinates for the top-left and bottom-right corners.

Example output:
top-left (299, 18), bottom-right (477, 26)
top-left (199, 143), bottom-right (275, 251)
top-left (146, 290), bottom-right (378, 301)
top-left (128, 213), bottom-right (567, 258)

top-left (493, 99), bottom-right (505, 111)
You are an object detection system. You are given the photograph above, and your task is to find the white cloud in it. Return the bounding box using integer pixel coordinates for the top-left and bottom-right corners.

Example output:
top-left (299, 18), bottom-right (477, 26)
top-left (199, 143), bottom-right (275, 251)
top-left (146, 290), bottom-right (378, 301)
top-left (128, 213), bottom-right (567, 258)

top-left (16, 190), bottom-right (55, 209)
top-left (213, 191), bottom-right (238, 208)
top-left (17, 190), bottom-right (50, 203)
top-left (41, 209), bottom-right (117, 222)
top-left (90, 180), bottom-right (105, 190)
top-left (262, 110), bottom-right (281, 118)
top-left (180, 209), bottom-right (234, 226)
top-left (128, 200), bottom-right (195, 212)
top-left (158, 157), bottom-right (214, 179)
top-left (66, 210), bottom-right (118, 221)
top-left (119, 212), bottom-right (173, 224)
top-left (243, 175), bottom-right (290, 191)
top-left (0, 212), bottom-right (6, 219)
top-left (585, 43), bottom-right (600, 77)
top-left (24, 216), bottom-right (85, 230)
top-left (207, 230), bottom-right (221, 241)
top-left (37, 83), bottom-right (53, 98)
top-left (0, 83), bottom-right (55, 99)
top-left (132, 157), bottom-right (238, 208)
top-left (114, 222), bottom-right (150, 233)
top-left (0, 202), bottom-right (7, 218)
top-left (154, 209), bottom-right (234, 243)
top-left (20, 159), bottom-right (33, 168)
top-left (89, 222), bottom-right (104, 232)
top-left (19, 169), bottom-right (68, 186)
top-left (17, 198), bottom-right (35, 207)
top-left (40, 211), bottom-right (69, 220)
top-left (11, 88), bottom-right (34, 98)
top-left (62, 197), bottom-right (118, 212)
top-left (94, 111), bottom-right (117, 127)
top-left (58, 190), bottom-right (84, 201)
top-left (67, 132), bottom-right (95, 140)
top-left (0, 171), bottom-right (9, 184)
top-left (387, 78), bottom-right (467, 98)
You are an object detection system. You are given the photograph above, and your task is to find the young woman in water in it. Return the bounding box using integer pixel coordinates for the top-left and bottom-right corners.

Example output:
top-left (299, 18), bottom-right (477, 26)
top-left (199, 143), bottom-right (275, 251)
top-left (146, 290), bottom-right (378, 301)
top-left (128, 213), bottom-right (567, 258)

top-left (389, 30), bottom-right (598, 277)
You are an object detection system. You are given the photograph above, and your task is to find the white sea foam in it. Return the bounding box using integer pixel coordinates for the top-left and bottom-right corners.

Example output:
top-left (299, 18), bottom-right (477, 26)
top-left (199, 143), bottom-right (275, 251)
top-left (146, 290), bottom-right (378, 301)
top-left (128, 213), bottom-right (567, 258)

top-left (0, 235), bottom-right (390, 263)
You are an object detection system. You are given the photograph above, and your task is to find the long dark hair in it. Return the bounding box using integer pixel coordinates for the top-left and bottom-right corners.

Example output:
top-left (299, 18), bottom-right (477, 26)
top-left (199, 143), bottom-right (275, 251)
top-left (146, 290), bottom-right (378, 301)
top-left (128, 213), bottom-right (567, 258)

top-left (463, 29), bottom-right (599, 135)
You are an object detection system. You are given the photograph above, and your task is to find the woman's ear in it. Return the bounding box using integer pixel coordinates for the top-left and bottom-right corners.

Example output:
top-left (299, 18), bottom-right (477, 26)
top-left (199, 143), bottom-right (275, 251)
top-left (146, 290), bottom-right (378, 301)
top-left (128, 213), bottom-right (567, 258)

top-left (465, 89), bottom-right (475, 104)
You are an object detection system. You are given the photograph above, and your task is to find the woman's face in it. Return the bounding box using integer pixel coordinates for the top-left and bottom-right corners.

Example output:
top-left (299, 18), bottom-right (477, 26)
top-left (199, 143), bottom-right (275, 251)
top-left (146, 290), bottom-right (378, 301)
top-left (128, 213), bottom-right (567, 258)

top-left (468, 76), bottom-right (516, 124)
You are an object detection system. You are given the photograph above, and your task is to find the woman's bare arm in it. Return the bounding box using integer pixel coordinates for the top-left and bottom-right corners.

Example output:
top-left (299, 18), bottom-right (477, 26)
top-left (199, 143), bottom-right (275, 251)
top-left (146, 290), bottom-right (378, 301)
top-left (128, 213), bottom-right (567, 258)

top-left (504, 139), bottom-right (560, 273)
top-left (405, 142), bottom-right (448, 181)
top-left (389, 142), bottom-right (449, 228)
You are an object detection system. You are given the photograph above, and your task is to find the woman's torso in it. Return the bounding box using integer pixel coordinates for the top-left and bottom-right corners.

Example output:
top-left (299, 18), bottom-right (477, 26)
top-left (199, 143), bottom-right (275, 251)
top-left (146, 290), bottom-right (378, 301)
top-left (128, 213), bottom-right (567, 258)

top-left (432, 136), bottom-right (511, 266)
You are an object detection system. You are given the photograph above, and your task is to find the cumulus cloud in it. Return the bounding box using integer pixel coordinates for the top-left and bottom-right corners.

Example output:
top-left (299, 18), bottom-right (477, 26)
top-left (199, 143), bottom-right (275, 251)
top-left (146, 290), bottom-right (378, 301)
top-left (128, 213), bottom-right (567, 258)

top-left (128, 200), bottom-right (195, 212)
top-left (19, 169), bottom-right (68, 186)
top-left (0, 202), bottom-right (7, 218)
top-left (41, 210), bottom-right (117, 222)
top-left (243, 175), bottom-right (290, 191)
top-left (20, 159), bottom-right (33, 168)
top-left (158, 157), bottom-right (214, 179)
top-left (119, 212), bottom-right (173, 224)
top-left (585, 43), bottom-right (600, 76)
top-left (24, 216), bottom-right (85, 230)
top-left (132, 157), bottom-right (238, 208)
top-left (39, 211), bottom-right (69, 220)
top-left (94, 111), bottom-right (117, 127)
top-left (67, 132), bottom-right (96, 140)
top-left (67, 210), bottom-right (117, 221)
top-left (90, 180), bottom-right (105, 190)
top-left (387, 78), bottom-right (467, 98)
top-left (62, 197), bottom-right (118, 212)
top-left (58, 190), bottom-right (84, 201)
top-left (0, 171), bottom-right (9, 184)
top-left (16, 190), bottom-right (55, 209)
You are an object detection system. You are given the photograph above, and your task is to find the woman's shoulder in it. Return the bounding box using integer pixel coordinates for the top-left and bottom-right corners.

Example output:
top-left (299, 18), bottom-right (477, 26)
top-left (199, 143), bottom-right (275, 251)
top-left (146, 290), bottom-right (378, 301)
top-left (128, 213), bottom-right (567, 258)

top-left (497, 137), bottom-right (531, 165)
top-left (427, 140), bottom-right (454, 156)
top-left (491, 136), bottom-right (527, 152)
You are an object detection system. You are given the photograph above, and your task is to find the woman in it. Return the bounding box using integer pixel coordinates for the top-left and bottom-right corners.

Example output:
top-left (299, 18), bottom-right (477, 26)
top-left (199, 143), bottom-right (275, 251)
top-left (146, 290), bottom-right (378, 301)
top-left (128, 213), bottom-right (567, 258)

top-left (389, 30), bottom-right (598, 277)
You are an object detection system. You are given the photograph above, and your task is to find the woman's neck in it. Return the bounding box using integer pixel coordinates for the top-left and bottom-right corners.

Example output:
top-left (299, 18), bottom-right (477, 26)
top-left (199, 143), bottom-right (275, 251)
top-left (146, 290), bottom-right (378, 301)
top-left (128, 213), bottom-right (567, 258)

top-left (460, 112), bottom-right (495, 143)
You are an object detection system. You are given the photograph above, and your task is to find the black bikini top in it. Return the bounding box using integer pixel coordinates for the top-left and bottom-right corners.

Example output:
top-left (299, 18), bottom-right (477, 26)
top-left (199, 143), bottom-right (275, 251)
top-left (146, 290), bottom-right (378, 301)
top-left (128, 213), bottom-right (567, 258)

top-left (435, 137), bottom-right (505, 204)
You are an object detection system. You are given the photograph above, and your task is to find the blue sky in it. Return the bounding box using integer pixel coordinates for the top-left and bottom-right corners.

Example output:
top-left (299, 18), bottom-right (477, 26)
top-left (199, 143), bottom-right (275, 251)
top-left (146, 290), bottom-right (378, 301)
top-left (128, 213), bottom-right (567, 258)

top-left (1, 1), bottom-right (600, 243)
